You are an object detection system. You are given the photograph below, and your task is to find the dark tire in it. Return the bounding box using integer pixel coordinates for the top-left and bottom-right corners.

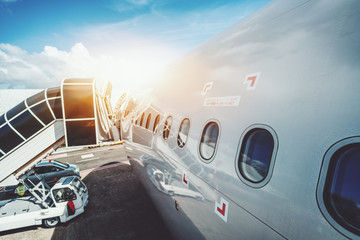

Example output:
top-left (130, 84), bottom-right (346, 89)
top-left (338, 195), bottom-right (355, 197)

top-left (43, 217), bottom-right (60, 228)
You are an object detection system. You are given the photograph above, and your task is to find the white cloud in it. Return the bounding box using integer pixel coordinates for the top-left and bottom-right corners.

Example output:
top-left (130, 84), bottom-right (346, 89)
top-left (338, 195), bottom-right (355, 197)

top-left (0, 1), bottom-right (269, 90)
top-left (0, 43), bottom-right (93, 89)
top-left (79, 0), bottom-right (267, 57)
top-left (0, 41), bottom-right (178, 90)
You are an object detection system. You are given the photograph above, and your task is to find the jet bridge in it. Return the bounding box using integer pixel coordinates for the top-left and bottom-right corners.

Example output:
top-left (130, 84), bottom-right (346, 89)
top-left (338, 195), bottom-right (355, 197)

top-left (0, 78), bottom-right (114, 185)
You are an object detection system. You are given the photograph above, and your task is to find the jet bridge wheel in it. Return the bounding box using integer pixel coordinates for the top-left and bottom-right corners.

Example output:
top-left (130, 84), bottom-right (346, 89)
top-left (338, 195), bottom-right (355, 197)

top-left (43, 217), bottom-right (60, 228)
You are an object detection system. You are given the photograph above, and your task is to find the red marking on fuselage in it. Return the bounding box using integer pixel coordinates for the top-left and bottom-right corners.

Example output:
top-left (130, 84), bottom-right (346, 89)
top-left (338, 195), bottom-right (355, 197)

top-left (217, 203), bottom-right (226, 216)
top-left (202, 82), bottom-right (213, 95)
top-left (247, 76), bottom-right (257, 87)
top-left (183, 174), bottom-right (188, 184)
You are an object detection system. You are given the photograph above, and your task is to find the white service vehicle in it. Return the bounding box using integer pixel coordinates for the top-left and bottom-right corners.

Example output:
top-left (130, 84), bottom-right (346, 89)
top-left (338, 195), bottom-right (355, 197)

top-left (0, 175), bottom-right (88, 232)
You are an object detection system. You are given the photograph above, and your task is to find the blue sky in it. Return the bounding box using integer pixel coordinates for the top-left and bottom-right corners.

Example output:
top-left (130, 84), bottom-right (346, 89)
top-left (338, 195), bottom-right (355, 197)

top-left (0, 0), bottom-right (270, 89)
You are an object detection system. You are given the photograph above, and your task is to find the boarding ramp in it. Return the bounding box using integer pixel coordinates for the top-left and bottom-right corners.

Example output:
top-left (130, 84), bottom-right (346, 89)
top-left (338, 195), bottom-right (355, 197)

top-left (0, 79), bottom-right (114, 185)
top-left (0, 87), bottom-right (64, 185)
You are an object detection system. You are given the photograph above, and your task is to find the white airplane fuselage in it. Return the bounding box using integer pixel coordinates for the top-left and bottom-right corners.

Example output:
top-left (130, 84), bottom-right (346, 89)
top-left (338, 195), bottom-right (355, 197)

top-left (118, 0), bottom-right (360, 239)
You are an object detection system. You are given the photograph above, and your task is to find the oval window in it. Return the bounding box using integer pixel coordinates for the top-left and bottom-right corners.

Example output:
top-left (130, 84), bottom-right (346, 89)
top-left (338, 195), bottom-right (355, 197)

top-left (199, 122), bottom-right (219, 160)
top-left (145, 113), bottom-right (151, 129)
top-left (177, 118), bottom-right (190, 148)
top-left (238, 128), bottom-right (274, 183)
top-left (153, 115), bottom-right (160, 134)
top-left (323, 143), bottom-right (360, 236)
top-left (163, 116), bottom-right (172, 140)
top-left (140, 112), bottom-right (145, 127)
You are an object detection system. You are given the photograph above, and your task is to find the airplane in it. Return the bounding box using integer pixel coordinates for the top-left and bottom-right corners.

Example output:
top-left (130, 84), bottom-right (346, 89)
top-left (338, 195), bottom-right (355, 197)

top-left (115, 0), bottom-right (360, 239)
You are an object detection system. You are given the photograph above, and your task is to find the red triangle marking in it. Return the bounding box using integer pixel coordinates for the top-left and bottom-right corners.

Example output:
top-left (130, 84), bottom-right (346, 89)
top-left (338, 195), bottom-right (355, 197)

top-left (217, 203), bottom-right (226, 216)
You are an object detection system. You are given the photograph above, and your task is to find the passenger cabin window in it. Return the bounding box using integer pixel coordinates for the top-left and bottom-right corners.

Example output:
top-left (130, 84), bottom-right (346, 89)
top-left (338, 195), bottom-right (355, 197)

top-left (163, 116), bottom-right (172, 140)
top-left (146, 113), bottom-right (151, 129)
top-left (199, 122), bottom-right (219, 160)
top-left (153, 115), bottom-right (160, 134)
top-left (323, 144), bottom-right (360, 236)
top-left (238, 128), bottom-right (274, 183)
top-left (177, 118), bottom-right (190, 148)
top-left (140, 113), bottom-right (145, 127)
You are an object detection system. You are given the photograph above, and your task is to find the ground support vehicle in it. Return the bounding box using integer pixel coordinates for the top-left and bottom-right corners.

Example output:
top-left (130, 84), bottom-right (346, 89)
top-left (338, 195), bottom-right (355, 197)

top-left (0, 175), bottom-right (88, 231)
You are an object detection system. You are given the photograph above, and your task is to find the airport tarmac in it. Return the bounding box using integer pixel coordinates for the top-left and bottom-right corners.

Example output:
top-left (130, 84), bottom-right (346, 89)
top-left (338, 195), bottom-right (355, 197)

top-left (0, 144), bottom-right (174, 240)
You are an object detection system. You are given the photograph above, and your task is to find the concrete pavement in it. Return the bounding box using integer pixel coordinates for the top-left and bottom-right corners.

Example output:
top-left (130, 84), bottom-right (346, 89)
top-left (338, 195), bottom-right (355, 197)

top-left (0, 145), bottom-right (174, 240)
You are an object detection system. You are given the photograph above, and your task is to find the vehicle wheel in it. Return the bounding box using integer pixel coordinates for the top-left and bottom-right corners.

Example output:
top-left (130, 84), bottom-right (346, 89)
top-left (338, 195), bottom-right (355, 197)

top-left (43, 217), bottom-right (60, 228)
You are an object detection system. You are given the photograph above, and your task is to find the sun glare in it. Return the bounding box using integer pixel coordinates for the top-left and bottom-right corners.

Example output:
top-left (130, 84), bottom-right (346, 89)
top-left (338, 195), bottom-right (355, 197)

top-left (89, 42), bottom-right (179, 92)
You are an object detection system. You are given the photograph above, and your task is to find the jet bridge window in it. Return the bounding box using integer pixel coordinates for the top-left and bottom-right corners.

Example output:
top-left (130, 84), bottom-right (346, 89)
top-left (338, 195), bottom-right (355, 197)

top-left (177, 118), bottom-right (190, 148)
top-left (140, 113), bottom-right (145, 127)
top-left (10, 110), bottom-right (43, 139)
top-left (199, 121), bottom-right (219, 161)
top-left (146, 113), bottom-right (151, 129)
top-left (0, 124), bottom-right (24, 153)
top-left (48, 98), bottom-right (63, 119)
top-left (163, 116), bottom-right (172, 140)
top-left (65, 120), bottom-right (96, 146)
top-left (30, 101), bottom-right (54, 125)
top-left (62, 85), bottom-right (94, 119)
top-left (237, 126), bottom-right (277, 186)
top-left (0, 114), bottom-right (5, 126)
top-left (46, 87), bottom-right (61, 98)
top-left (6, 101), bottom-right (26, 121)
top-left (26, 90), bottom-right (45, 107)
top-left (321, 143), bottom-right (360, 236)
top-left (153, 114), bottom-right (160, 134)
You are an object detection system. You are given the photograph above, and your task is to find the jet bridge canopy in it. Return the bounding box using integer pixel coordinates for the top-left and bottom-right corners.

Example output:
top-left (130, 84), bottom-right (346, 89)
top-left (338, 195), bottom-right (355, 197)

top-left (0, 78), bottom-right (114, 183)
